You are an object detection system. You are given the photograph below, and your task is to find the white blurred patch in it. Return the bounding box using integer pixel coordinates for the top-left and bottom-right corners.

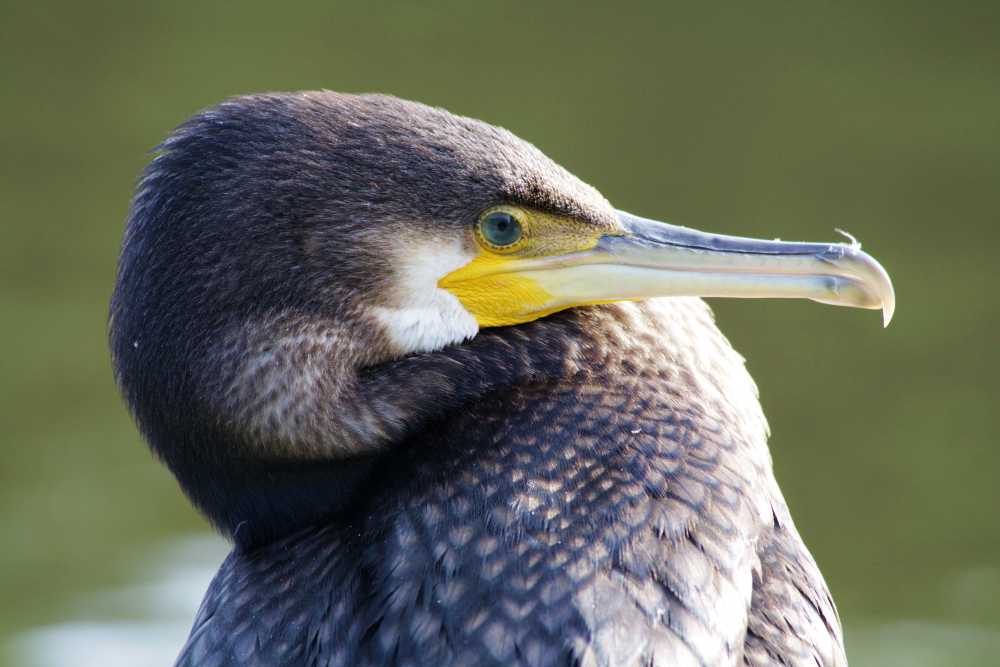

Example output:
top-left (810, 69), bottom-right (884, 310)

top-left (7, 535), bottom-right (227, 667)
top-left (12, 622), bottom-right (194, 667)
top-left (373, 239), bottom-right (478, 354)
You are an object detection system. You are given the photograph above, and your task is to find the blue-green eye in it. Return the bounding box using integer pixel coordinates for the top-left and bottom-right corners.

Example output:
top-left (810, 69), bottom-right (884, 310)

top-left (480, 211), bottom-right (523, 247)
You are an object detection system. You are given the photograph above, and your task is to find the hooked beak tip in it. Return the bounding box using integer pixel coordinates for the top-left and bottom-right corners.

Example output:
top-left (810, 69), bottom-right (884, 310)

top-left (882, 294), bottom-right (895, 328)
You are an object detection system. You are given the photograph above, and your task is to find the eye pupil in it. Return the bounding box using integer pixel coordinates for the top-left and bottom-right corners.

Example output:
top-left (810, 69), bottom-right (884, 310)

top-left (481, 211), bottom-right (523, 247)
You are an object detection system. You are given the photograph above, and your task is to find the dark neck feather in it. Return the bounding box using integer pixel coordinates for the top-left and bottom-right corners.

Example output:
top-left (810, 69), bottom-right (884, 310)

top-left (117, 307), bottom-right (590, 546)
top-left (116, 300), bottom-right (765, 548)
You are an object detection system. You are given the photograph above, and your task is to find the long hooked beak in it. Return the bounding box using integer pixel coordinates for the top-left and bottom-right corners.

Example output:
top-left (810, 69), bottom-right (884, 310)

top-left (532, 211), bottom-right (895, 326)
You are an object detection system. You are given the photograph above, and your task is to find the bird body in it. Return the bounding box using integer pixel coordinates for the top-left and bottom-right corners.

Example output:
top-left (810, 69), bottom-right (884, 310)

top-left (177, 300), bottom-right (843, 666)
top-left (111, 92), bottom-right (890, 666)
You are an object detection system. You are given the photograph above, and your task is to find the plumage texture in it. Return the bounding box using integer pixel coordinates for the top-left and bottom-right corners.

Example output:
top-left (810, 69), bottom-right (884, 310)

top-left (176, 300), bottom-right (845, 667)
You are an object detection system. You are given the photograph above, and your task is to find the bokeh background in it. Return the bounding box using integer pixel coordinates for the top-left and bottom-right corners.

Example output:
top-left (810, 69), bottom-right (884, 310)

top-left (2, 1), bottom-right (998, 665)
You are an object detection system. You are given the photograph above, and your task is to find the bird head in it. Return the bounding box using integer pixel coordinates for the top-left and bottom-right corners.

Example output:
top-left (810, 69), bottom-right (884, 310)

top-left (110, 92), bottom-right (893, 543)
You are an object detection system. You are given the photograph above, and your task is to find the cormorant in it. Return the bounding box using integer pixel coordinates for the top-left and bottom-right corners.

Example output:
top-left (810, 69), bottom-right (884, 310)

top-left (109, 92), bottom-right (894, 667)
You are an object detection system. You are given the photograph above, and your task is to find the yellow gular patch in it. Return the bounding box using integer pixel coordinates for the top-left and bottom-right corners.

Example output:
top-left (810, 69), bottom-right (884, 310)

top-left (438, 253), bottom-right (554, 327)
top-left (438, 207), bottom-right (618, 327)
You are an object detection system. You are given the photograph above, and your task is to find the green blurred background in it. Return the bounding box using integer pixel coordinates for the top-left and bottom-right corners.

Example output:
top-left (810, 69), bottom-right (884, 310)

top-left (2, 1), bottom-right (998, 665)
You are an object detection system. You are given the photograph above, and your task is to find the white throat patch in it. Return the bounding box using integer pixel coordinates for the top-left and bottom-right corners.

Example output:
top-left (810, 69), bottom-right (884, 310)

top-left (373, 239), bottom-right (479, 354)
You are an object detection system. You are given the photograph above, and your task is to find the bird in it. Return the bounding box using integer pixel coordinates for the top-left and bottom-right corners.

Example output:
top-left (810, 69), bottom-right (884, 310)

top-left (109, 91), bottom-right (894, 667)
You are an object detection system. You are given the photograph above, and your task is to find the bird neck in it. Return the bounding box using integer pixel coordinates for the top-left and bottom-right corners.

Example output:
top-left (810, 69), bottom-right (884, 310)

top-left (126, 299), bottom-right (767, 548)
top-left (122, 306), bottom-right (573, 546)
